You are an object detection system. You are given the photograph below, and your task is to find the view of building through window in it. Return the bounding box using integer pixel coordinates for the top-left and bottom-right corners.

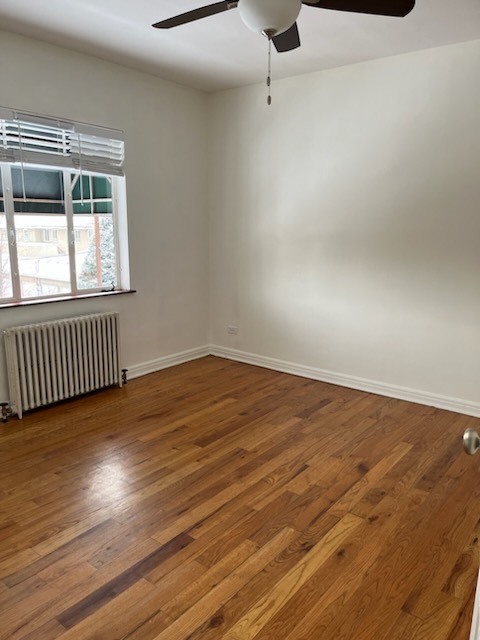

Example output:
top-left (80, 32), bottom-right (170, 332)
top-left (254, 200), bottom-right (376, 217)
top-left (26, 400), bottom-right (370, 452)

top-left (0, 165), bottom-right (119, 302)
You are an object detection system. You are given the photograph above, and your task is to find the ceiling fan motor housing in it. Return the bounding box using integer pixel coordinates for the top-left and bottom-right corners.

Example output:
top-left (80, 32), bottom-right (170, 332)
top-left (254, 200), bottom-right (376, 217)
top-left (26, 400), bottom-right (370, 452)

top-left (238, 0), bottom-right (302, 36)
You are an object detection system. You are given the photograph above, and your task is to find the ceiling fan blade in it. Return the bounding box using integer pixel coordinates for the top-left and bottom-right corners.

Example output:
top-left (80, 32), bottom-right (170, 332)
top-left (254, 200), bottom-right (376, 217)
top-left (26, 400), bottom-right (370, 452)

top-left (302, 0), bottom-right (415, 18)
top-left (153, 1), bottom-right (237, 29)
top-left (272, 23), bottom-right (301, 53)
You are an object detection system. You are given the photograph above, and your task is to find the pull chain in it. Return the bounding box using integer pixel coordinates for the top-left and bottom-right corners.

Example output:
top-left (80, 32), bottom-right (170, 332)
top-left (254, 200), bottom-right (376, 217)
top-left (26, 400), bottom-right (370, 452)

top-left (267, 35), bottom-right (272, 106)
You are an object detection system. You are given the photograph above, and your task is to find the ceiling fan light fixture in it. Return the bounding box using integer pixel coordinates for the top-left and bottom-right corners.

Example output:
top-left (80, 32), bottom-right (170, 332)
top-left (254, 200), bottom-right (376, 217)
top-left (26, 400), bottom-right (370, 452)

top-left (238, 0), bottom-right (301, 37)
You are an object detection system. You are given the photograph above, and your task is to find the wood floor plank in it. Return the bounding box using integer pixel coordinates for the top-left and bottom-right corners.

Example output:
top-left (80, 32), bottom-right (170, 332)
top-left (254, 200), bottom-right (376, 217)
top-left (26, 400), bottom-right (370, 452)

top-left (0, 356), bottom-right (479, 640)
top-left (150, 527), bottom-right (299, 640)
top-left (56, 533), bottom-right (194, 629)
top-left (160, 539), bottom-right (259, 619)
top-left (442, 522), bottom-right (480, 600)
top-left (387, 612), bottom-right (424, 639)
top-left (16, 619), bottom-right (66, 640)
top-left (255, 489), bottom-right (428, 640)
top-left (54, 579), bottom-right (159, 640)
top-left (221, 514), bottom-right (363, 640)
top-left (3, 519), bottom-right (116, 588)
top-left (0, 548), bottom-right (42, 581)
top-left (328, 441), bottom-right (413, 518)
top-left (0, 577), bottom-right (61, 640)
top-left (179, 512), bottom-right (341, 640)
top-left (444, 577), bottom-right (477, 640)
top-left (3, 538), bottom-right (162, 639)
top-left (297, 472), bottom-right (476, 639)
top-left (142, 503), bottom-right (257, 585)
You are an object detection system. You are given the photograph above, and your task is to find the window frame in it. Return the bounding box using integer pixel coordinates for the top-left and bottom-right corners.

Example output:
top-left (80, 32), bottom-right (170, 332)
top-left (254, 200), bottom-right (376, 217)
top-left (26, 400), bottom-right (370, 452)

top-left (0, 107), bottom-right (129, 306)
top-left (0, 162), bottom-right (125, 304)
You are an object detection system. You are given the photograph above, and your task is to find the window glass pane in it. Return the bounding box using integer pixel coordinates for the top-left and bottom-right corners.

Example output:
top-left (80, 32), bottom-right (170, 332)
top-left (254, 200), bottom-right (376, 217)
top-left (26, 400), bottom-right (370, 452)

top-left (15, 214), bottom-right (70, 298)
top-left (94, 200), bottom-right (113, 214)
top-left (76, 214), bottom-right (117, 290)
top-left (11, 167), bottom-right (71, 298)
top-left (13, 165), bottom-right (70, 298)
top-left (92, 176), bottom-right (112, 199)
top-left (72, 175), bottom-right (113, 214)
top-left (12, 168), bottom-right (65, 214)
top-left (73, 202), bottom-right (92, 214)
top-left (71, 175), bottom-right (91, 201)
top-left (0, 214), bottom-right (13, 298)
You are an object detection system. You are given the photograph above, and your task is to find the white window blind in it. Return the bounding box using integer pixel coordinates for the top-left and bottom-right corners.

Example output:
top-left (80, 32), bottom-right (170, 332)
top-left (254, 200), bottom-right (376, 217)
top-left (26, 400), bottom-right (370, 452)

top-left (0, 107), bottom-right (124, 176)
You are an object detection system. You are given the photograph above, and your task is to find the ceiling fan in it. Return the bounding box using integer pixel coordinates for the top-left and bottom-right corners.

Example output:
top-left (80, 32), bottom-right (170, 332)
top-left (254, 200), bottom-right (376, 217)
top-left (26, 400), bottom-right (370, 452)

top-left (153, 0), bottom-right (416, 53)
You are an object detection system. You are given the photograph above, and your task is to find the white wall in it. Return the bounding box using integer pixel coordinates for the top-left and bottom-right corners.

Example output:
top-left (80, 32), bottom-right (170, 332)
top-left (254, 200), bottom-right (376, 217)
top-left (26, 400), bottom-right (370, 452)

top-left (209, 40), bottom-right (480, 415)
top-left (0, 30), bottom-right (209, 399)
top-left (1, 31), bottom-right (479, 417)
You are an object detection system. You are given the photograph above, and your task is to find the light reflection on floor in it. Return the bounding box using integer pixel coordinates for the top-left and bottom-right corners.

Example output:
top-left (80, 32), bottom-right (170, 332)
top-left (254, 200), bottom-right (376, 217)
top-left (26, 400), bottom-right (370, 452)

top-left (88, 460), bottom-right (129, 502)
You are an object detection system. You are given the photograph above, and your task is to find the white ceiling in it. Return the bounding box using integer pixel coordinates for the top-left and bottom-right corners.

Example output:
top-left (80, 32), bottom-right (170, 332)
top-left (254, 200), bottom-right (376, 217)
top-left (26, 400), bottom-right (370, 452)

top-left (1, 0), bottom-right (480, 92)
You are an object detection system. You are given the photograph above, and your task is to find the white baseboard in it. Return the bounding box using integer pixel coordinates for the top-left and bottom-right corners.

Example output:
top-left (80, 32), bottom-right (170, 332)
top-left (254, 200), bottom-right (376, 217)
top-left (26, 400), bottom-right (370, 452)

top-left (209, 345), bottom-right (480, 419)
top-left (127, 346), bottom-right (210, 379)
top-left (470, 570), bottom-right (480, 640)
top-left (124, 344), bottom-right (480, 418)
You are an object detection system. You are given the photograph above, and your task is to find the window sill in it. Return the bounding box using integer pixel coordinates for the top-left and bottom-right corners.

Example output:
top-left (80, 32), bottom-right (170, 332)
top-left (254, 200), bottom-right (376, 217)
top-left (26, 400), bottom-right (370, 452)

top-left (0, 289), bottom-right (136, 310)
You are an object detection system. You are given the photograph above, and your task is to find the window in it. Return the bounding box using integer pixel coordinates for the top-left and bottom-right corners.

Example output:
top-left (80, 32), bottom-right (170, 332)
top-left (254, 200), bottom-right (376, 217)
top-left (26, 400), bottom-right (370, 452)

top-left (0, 108), bottom-right (128, 304)
top-left (43, 229), bottom-right (58, 242)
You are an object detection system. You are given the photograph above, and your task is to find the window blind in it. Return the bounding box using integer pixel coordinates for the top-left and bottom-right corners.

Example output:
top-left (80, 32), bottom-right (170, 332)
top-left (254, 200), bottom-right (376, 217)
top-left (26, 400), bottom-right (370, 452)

top-left (0, 107), bottom-right (124, 176)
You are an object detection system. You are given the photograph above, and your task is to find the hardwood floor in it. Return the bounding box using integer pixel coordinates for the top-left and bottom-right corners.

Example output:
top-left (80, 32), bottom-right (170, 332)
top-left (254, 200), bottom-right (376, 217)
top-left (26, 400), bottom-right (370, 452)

top-left (0, 355), bottom-right (479, 639)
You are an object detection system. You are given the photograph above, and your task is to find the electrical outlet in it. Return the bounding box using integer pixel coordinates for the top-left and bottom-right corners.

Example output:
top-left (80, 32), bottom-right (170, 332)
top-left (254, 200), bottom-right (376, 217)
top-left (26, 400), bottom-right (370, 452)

top-left (227, 325), bottom-right (239, 335)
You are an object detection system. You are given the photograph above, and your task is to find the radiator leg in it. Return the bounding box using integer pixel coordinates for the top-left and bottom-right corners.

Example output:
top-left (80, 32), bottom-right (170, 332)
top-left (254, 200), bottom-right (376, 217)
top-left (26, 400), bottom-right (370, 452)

top-left (122, 369), bottom-right (128, 385)
top-left (0, 403), bottom-right (13, 423)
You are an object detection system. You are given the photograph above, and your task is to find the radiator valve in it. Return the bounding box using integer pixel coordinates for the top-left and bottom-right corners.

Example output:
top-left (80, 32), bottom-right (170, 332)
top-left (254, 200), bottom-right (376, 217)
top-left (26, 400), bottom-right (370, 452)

top-left (0, 402), bottom-right (13, 423)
